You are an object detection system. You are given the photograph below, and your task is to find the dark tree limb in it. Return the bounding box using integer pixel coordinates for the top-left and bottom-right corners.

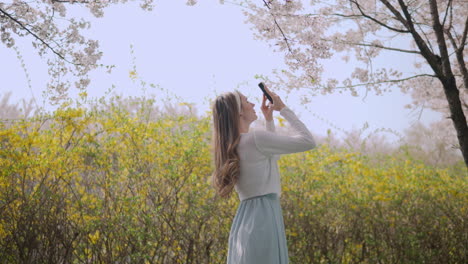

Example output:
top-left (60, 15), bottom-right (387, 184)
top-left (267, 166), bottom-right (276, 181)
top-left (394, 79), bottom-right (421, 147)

top-left (378, 0), bottom-right (409, 27)
top-left (428, 0), bottom-right (453, 77)
top-left (446, 29), bottom-right (468, 90)
top-left (441, 0), bottom-right (452, 27)
top-left (426, 0), bottom-right (468, 166)
top-left (457, 16), bottom-right (468, 89)
top-left (385, 0), bottom-right (442, 76)
top-left (350, 0), bottom-right (410, 33)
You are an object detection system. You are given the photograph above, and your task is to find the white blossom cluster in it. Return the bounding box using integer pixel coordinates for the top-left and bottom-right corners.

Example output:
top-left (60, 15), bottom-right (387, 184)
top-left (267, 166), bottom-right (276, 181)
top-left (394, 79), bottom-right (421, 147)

top-left (0, 0), bottom-right (155, 104)
top-left (243, 1), bottom-right (332, 95)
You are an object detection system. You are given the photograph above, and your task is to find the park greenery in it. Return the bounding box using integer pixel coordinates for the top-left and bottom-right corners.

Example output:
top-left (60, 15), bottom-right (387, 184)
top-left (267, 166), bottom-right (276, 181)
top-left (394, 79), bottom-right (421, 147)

top-left (0, 94), bottom-right (466, 263)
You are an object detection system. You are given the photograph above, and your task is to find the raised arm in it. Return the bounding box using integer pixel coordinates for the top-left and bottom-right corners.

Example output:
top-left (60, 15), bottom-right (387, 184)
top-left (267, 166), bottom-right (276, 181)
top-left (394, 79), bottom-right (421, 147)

top-left (254, 106), bottom-right (316, 156)
top-left (261, 94), bottom-right (276, 133)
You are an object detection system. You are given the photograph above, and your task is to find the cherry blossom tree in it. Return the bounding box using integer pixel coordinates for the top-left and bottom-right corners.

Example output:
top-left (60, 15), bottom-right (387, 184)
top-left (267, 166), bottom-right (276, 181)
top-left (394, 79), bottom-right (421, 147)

top-left (0, 0), bottom-right (155, 103)
top-left (237, 0), bottom-right (468, 166)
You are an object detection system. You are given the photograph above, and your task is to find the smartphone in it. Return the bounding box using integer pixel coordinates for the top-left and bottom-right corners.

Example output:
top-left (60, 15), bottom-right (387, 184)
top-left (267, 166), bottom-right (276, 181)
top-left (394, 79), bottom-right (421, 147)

top-left (258, 82), bottom-right (273, 104)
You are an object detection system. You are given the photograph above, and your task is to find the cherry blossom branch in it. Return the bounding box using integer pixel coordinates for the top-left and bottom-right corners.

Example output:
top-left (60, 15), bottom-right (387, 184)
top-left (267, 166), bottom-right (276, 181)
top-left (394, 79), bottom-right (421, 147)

top-left (223, 0), bottom-right (248, 8)
top-left (330, 39), bottom-right (421, 54)
top-left (0, 7), bottom-right (78, 66)
top-left (271, 11), bottom-right (410, 33)
top-left (350, 0), bottom-right (410, 33)
top-left (261, 0), bottom-right (293, 53)
top-left (323, 74), bottom-right (436, 90)
top-left (379, 0), bottom-right (409, 28)
top-left (52, 0), bottom-right (91, 3)
top-left (390, 0), bottom-right (442, 75)
top-left (414, 19), bottom-right (436, 54)
top-left (382, 0), bottom-right (433, 56)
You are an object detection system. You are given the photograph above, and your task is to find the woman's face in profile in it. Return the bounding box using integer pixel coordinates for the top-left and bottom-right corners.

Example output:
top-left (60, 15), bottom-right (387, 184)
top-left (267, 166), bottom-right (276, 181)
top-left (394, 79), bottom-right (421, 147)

top-left (240, 93), bottom-right (257, 122)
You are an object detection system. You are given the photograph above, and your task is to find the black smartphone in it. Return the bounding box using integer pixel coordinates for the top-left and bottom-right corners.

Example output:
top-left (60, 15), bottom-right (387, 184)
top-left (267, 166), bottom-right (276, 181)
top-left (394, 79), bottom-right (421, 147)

top-left (258, 82), bottom-right (273, 104)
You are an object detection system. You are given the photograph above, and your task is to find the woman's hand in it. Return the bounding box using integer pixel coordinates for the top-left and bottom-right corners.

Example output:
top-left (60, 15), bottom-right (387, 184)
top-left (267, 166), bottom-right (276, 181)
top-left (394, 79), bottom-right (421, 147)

top-left (260, 84), bottom-right (286, 121)
top-left (261, 94), bottom-right (273, 121)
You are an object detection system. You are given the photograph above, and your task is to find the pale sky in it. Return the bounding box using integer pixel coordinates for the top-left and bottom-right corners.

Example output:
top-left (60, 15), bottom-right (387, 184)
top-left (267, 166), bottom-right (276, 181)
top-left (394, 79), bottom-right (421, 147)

top-left (1, 1), bottom-right (442, 141)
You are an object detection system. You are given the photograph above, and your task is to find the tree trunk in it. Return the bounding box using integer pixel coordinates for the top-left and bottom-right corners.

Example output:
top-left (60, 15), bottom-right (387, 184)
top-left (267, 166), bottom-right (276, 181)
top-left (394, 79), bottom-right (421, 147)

top-left (441, 76), bottom-right (468, 167)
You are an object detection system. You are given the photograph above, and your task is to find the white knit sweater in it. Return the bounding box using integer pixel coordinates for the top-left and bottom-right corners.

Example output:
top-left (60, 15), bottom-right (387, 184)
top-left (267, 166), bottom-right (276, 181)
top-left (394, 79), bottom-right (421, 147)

top-left (234, 106), bottom-right (316, 201)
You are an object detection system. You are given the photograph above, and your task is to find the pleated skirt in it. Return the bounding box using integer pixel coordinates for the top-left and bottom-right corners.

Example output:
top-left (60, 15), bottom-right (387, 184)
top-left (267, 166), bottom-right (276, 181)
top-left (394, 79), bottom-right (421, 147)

top-left (227, 193), bottom-right (289, 264)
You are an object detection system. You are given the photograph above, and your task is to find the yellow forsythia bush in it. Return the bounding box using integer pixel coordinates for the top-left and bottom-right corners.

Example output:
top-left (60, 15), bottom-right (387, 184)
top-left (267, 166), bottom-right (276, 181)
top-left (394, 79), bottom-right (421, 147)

top-left (0, 98), bottom-right (466, 263)
top-left (279, 147), bottom-right (467, 263)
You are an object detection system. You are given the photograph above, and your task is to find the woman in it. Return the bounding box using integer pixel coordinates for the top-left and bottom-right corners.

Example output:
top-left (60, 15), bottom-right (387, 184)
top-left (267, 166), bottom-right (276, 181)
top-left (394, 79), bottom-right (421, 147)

top-left (211, 84), bottom-right (316, 264)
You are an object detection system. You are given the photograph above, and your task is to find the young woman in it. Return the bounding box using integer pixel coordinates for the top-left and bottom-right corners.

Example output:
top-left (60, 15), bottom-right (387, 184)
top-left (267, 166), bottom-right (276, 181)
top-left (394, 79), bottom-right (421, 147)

top-left (211, 84), bottom-right (316, 264)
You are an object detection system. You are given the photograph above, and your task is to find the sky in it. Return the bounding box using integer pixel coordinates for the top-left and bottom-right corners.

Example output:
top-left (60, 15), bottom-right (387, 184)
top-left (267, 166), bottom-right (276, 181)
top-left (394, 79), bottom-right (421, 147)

top-left (0, 1), bottom-right (442, 141)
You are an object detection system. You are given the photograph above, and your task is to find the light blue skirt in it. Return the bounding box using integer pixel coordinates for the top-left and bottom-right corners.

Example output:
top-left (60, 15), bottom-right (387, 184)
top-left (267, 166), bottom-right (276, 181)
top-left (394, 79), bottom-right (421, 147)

top-left (227, 193), bottom-right (289, 264)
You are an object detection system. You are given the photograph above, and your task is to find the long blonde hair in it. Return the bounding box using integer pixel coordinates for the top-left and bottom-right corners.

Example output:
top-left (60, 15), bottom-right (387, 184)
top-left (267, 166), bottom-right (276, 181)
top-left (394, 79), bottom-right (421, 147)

top-left (211, 91), bottom-right (242, 198)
